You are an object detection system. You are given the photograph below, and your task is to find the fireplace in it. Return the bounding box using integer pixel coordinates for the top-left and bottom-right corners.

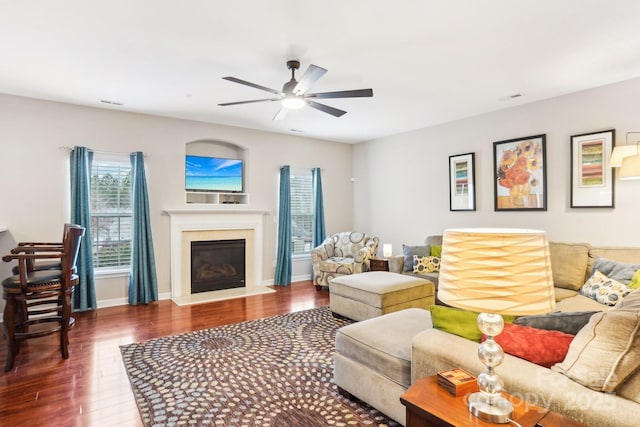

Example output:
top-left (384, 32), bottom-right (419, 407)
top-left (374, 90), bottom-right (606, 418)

top-left (164, 208), bottom-right (275, 306)
top-left (191, 239), bottom-right (246, 293)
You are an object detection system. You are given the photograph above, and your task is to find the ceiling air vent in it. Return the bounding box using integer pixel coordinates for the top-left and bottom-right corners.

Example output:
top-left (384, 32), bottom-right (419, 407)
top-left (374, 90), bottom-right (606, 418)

top-left (99, 99), bottom-right (123, 106)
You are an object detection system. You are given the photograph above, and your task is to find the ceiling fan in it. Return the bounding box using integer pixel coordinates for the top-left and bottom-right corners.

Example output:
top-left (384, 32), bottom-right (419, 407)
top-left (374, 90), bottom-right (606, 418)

top-left (218, 60), bottom-right (373, 120)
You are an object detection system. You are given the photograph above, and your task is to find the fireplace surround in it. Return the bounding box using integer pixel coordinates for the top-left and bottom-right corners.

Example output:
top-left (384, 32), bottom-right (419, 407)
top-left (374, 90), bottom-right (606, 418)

top-left (164, 208), bottom-right (274, 305)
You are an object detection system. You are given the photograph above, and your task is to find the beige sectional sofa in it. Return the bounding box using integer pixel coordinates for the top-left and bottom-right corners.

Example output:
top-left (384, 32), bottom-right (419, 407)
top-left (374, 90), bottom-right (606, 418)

top-left (390, 235), bottom-right (639, 312)
top-left (335, 238), bottom-right (640, 426)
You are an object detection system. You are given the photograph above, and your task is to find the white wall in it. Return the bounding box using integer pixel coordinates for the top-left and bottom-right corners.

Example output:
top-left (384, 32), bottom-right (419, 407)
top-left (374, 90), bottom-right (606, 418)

top-left (353, 77), bottom-right (640, 254)
top-left (0, 94), bottom-right (354, 307)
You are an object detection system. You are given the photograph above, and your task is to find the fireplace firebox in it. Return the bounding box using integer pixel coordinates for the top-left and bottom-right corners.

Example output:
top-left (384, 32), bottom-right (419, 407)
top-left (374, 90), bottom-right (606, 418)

top-left (190, 239), bottom-right (246, 293)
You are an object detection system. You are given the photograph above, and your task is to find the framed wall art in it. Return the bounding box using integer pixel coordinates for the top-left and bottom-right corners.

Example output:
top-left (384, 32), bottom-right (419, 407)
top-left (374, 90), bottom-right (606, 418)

top-left (449, 153), bottom-right (476, 211)
top-left (570, 129), bottom-right (615, 208)
top-left (493, 134), bottom-right (547, 211)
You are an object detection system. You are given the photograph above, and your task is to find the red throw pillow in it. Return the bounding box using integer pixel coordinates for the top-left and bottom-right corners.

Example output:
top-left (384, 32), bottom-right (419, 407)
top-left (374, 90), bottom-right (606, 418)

top-left (488, 323), bottom-right (575, 368)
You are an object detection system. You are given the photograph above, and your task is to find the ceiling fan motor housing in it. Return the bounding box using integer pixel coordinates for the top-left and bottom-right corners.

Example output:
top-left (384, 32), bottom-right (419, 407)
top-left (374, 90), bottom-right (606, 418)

top-left (286, 60), bottom-right (300, 71)
top-left (283, 79), bottom-right (298, 95)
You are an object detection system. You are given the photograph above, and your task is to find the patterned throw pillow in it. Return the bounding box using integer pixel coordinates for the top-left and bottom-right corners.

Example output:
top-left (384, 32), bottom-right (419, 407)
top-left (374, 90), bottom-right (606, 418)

top-left (413, 255), bottom-right (440, 274)
top-left (402, 244), bottom-right (430, 272)
top-left (580, 269), bottom-right (631, 306)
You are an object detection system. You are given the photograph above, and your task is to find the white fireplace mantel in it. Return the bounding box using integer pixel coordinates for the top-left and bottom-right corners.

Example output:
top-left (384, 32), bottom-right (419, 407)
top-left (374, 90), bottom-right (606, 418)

top-left (164, 208), bottom-right (274, 305)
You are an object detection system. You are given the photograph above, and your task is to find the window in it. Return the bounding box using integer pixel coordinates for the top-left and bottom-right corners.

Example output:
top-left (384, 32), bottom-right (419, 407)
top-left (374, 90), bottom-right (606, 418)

top-left (90, 154), bottom-right (132, 270)
top-left (290, 171), bottom-right (313, 256)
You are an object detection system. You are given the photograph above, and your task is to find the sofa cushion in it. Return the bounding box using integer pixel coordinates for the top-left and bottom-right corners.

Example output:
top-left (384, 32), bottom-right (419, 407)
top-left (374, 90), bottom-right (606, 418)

top-left (549, 242), bottom-right (591, 291)
top-left (319, 257), bottom-right (355, 274)
top-left (580, 269), bottom-right (630, 306)
top-left (514, 310), bottom-right (598, 335)
top-left (590, 247), bottom-right (640, 269)
top-left (430, 305), bottom-right (514, 343)
top-left (554, 287), bottom-right (578, 301)
top-left (617, 367), bottom-right (640, 404)
top-left (555, 293), bottom-right (613, 313)
top-left (413, 255), bottom-right (440, 274)
top-left (593, 257), bottom-right (640, 284)
top-left (329, 271), bottom-right (434, 309)
top-left (493, 323), bottom-right (574, 368)
top-left (334, 308), bottom-right (431, 388)
top-left (402, 244), bottom-right (430, 272)
top-left (552, 310), bottom-right (640, 392)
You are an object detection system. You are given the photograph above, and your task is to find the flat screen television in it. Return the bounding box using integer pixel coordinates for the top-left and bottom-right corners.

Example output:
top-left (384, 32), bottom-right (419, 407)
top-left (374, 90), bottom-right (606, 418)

top-left (185, 155), bottom-right (243, 193)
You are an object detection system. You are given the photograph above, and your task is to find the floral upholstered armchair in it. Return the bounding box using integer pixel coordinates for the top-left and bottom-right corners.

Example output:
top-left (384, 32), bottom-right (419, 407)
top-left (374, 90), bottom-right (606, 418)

top-left (311, 232), bottom-right (379, 290)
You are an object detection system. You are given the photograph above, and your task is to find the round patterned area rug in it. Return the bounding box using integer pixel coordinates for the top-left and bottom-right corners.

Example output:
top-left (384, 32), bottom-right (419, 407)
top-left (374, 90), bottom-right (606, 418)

top-left (120, 306), bottom-right (399, 426)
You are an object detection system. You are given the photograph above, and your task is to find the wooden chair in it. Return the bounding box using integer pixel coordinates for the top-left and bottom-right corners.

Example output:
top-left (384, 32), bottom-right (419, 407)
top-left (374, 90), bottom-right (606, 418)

top-left (2, 224), bottom-right (85, 371)
top-left (10, 223), bottom-right (72, 275)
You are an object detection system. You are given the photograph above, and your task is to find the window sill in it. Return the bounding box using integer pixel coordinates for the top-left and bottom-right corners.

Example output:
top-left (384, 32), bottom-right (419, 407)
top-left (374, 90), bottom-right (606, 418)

top-left (95, 269), bottom-right (130, 279)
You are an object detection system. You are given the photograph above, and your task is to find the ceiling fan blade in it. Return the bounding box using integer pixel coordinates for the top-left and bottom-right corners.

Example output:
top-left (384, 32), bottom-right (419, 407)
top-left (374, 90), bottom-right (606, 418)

top-left (306, 88), bottom-right (373, 99)
top-left (218, 98), bottom-right (281, 106)
top-left (273, 108), bottom-right (289, 121)
top-left (293, 64), bottom-right (327, 95)
top-left (306, 100), bottom-right (347, 117)
top-left (222, 76), bottom-right (283, 95)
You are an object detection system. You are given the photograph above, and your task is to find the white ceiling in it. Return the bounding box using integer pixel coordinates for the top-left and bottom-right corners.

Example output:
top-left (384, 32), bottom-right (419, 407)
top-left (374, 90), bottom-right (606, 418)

top-left (1, 1), bottom-right (640, 143)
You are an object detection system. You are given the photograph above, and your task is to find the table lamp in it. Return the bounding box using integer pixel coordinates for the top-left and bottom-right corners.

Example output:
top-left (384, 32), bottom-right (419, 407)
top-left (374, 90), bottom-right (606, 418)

top-left (437, 228), bottom-right (555, 424)
top-left (382, 243), bottom-right (393, 259)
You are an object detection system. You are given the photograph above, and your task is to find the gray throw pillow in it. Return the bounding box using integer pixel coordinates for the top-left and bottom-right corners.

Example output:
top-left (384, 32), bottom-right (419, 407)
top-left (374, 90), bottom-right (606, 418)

top-left (514, 311), bottom-right (599, 335)
top-left (402, 244), bottom-right (430, 272)
top-left (593, 257), bottom-right (640, 284)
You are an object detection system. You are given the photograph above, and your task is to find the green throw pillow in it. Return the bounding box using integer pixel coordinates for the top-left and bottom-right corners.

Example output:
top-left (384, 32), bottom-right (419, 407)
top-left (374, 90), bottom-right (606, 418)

top-left (430, 305), bottom-right (515, 342)
top-left (629, 269), bottom-right (640, 290)
top-left (430, 245), bottom-right (442, 257)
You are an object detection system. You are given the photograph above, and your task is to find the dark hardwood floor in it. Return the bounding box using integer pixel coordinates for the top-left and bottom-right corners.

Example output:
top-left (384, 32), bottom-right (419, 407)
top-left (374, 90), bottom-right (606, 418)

top-left (0, 281), bottom-right (329, 426)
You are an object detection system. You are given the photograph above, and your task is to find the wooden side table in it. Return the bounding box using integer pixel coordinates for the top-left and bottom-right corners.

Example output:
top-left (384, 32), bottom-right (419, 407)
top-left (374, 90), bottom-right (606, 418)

top-left (369, 257), bottom-right (389, 272)
top-left (400, 375), bottom-right (586, 427)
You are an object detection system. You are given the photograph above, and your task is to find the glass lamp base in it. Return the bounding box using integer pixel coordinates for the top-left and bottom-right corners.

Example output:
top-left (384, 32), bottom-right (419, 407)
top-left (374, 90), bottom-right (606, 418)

top-left (468, 392), bottom-right (514, 424)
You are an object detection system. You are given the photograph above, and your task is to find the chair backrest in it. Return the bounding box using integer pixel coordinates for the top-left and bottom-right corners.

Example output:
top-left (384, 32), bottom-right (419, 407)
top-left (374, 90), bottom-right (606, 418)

top-left (332, 232), bottom-right (376, 258)
top-left (61, 224), bottom-right (85, 286)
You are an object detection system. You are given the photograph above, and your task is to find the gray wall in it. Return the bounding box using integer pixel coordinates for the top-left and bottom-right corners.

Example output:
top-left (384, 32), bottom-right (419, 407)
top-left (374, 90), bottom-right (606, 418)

top-left (0, 93), bottom-right (354, 307)
top-left (353, 77), bottom-right (640, 255)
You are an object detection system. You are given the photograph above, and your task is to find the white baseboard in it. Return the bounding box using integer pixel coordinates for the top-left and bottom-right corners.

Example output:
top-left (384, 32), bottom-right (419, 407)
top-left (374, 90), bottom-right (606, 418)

top-left (261, 274), bottom-right (311, 286)
top-left (97, 292), bottom-right (172, 309)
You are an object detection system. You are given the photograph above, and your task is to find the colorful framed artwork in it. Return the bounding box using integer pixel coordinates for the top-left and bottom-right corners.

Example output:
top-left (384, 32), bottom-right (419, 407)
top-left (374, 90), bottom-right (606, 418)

top-left (493, 134), bottom-right (547, 211)
top-left (570, 129), bottom-right (615, 208)
top-left (449, 152), bottom-right (476, 211)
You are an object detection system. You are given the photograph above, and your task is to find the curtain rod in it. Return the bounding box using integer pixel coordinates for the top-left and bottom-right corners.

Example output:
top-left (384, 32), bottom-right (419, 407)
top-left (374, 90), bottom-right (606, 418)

top-left (283, 166), bottom-right (326, 171)
top-left (59, 146), bottom-right (148, 157)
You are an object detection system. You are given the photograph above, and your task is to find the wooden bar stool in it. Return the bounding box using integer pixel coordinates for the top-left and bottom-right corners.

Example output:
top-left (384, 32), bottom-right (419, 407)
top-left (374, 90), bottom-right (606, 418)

top-left (2, 224), bottom-right (85, 371)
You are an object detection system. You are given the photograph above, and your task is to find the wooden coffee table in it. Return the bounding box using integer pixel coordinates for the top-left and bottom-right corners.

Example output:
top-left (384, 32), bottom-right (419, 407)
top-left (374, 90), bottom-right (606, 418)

top-left (400, 375), bottom-right (586, 427)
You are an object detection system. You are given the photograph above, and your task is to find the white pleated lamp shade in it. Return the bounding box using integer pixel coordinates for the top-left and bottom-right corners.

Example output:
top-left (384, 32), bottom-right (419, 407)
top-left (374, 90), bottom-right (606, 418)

top-left (620, 154), bottom-right (640, 180)
top-left (610, 145), bottom-right (639, 167)
top-left (438, 228), bottom-right (556, 316)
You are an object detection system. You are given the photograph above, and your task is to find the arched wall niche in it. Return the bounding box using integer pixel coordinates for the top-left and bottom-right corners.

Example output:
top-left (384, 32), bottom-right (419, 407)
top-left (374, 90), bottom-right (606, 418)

top-left (185, 139), bottom-right (247, 161)
top-left (184, 139), bottom-right (249, 205)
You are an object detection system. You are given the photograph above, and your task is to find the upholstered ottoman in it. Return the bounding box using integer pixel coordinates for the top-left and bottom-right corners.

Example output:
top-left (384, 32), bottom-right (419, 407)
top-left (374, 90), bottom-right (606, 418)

top-left (334, 308), bottom-right (432, 425)
top-left (329, 271), bottom-right (435, 321)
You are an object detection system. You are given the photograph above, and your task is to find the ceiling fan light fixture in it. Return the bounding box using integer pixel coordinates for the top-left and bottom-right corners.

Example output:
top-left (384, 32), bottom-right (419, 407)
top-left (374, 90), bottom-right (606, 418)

top-left (282, 96), bottom-right (305, 110)
top-left (220, 60), bottom-right (373, 118)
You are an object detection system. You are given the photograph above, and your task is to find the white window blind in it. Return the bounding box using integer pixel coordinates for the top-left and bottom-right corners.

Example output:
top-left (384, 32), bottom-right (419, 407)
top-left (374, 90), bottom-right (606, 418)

top-left (90, 156), bottom-right (132, 270)
top-left (290, 172), bottom-right (313, 256)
